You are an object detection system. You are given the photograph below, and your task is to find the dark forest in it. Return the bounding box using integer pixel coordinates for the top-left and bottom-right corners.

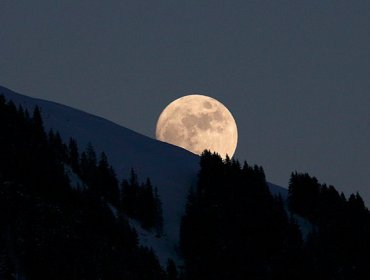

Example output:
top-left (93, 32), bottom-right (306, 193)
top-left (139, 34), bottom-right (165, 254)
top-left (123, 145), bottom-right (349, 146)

top-left (1, 94), bottom-right (370, 279)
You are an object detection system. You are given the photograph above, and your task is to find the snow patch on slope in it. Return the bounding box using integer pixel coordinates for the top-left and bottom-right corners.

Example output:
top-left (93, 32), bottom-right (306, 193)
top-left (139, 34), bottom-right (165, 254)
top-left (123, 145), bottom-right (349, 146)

top-left (64, 165), bottom-right (85, 190)
top-left (128, 219), bottom-right (183, 268)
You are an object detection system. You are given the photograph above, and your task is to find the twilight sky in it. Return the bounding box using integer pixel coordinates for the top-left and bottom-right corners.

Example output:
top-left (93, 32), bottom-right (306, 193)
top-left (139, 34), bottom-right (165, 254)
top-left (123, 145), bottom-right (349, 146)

top-left (1, 1), bottom-right (369, 203)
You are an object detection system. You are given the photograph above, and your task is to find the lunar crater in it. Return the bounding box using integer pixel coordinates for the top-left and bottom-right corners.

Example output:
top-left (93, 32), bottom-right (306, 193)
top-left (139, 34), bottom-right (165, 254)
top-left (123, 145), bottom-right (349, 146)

top-left (203, 101), bottom-right (212, 109)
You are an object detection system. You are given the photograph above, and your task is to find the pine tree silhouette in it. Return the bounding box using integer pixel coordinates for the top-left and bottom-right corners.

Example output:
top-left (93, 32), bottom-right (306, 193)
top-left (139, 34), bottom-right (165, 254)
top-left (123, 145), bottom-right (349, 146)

top-left (0, 96), bottom-right (167, 279)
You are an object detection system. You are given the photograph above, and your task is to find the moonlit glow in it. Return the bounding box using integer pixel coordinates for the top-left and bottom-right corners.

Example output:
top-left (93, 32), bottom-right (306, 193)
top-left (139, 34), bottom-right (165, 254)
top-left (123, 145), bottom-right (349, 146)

top-left (156, 94), bottom-right (238, 158)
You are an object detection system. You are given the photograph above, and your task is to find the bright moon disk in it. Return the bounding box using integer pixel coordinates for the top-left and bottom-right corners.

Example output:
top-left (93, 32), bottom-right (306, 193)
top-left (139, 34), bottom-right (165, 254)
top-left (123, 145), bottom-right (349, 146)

top-left (156, 94), bottom-right (238, 159)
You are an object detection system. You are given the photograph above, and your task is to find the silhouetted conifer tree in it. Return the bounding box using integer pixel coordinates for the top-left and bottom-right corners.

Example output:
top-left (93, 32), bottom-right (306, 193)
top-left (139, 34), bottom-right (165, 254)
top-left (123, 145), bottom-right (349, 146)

top-left (154, 187), bottom-right (164, 236)
top-left (68, 138), bottom-right (80, 174)
top-left (121, 168), bottom-right (139, 217)
top-left (166, 259), bottom-right (178, 280)
top-left (31, 106), bottom-right (46, 144)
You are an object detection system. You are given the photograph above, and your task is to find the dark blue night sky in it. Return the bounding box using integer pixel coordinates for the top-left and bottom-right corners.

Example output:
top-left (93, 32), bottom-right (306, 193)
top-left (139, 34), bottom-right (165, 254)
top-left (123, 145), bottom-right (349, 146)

top-left (1, 1), bottom-right (369, 203)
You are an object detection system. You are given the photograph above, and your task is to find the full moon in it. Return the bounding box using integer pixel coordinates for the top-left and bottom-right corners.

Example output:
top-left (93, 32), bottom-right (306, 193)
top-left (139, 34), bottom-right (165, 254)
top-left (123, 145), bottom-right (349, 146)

top-left (156, 94), bottom-right (238, 158)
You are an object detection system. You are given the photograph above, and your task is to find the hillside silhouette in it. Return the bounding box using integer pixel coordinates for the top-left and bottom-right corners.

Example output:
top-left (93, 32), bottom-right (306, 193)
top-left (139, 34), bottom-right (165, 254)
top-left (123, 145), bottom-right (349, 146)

top-left (1, 93), bottom-right (370, 279)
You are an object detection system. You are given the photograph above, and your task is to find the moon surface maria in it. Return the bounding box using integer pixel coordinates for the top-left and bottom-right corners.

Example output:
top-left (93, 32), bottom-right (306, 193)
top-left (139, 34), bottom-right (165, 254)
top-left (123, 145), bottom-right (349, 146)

top-left (156, 94), bottom-right (238, 159)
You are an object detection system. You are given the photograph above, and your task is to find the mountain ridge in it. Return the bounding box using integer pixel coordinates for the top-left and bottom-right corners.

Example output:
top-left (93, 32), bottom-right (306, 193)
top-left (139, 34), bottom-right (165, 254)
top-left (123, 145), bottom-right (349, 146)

top-left (0, 84), bottom-right (288, 265)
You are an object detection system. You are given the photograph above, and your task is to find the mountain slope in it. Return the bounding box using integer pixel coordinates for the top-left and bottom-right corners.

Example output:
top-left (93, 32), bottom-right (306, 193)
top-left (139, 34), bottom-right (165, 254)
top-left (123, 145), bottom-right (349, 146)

top-left (0, 85), bottom-right (199, 260)
top-left (0, 85), bottom-right (289, 265)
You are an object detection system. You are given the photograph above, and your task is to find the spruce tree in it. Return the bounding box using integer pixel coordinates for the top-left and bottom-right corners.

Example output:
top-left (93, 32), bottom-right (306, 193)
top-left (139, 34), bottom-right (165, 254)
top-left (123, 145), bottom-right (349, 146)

top-left (166, 259), bottom-right (178, 280)
top-left (138, 178), bottom-right (155, 229)
top-left (154, 187), bottom-right (164, 237)
top-left (68, 138), bottom-right (80, 174)
top-left (121, 168), bottom-right (139, 217)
